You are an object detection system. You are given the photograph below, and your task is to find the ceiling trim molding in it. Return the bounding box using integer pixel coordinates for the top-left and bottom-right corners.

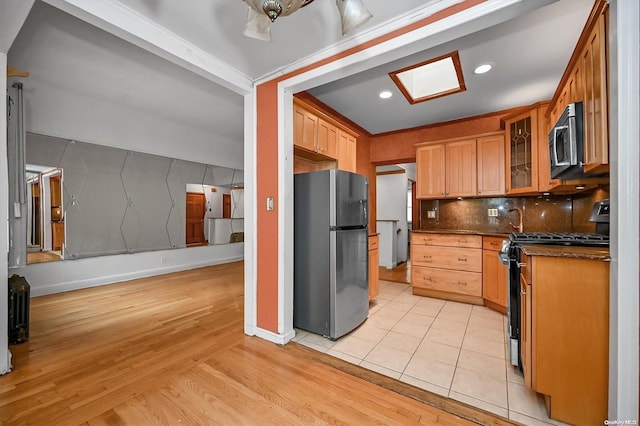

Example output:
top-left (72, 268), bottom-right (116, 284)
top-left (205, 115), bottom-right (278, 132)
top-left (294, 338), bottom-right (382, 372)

top-left (41, 0), bottom-right (253, 95)
top-left (255, 0), bottom-right (467, 84)
top-left (267, 0), bottom-right (557, 96)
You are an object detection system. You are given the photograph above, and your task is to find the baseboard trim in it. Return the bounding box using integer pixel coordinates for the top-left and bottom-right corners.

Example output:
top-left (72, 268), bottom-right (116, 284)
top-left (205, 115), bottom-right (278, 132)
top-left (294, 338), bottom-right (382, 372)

top-left (28, 255), bottom-right (244, 297)
top-left (254, 327), bottom-right (296, 345)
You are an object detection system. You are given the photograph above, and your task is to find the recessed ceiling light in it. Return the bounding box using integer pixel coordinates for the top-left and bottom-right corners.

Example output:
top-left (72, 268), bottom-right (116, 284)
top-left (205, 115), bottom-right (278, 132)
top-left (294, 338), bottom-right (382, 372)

top-left (474, 63), bottom-right (493, 74)
top-left (379, 90), bottom-right (392, 99)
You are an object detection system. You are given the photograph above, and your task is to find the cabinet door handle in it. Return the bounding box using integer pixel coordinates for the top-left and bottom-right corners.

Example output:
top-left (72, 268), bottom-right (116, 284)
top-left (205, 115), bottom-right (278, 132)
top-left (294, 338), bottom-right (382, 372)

top-left (458, 239), bottom-right (468, 243)
top-left (521, 289), bottom-right (527, 295)
top-left (457, 257), bottom-right (468, 262)
top-left (457, 281), bottom-right (467, 286)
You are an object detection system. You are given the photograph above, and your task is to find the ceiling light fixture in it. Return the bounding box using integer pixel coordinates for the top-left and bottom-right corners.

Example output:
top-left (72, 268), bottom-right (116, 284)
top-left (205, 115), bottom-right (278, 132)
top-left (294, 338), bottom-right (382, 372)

top-left (378, 90), bottom-right (392, 99)
top-left (473, 63), bottom-right (493, 74)
top-left (242, 0), bottom-right (372, 41)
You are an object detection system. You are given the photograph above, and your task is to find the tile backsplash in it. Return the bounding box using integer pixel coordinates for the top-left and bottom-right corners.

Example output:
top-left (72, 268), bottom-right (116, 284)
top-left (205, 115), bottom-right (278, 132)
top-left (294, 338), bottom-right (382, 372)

top-left (419, 187), bottom-right (609, 234)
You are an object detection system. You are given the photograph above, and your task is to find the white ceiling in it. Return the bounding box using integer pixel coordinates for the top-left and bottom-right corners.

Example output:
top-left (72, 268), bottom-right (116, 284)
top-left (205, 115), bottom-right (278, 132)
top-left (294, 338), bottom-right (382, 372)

top-left (5, 0), bottom-right (595, 156)
top-left (309, 0), bottom-right (593, 133)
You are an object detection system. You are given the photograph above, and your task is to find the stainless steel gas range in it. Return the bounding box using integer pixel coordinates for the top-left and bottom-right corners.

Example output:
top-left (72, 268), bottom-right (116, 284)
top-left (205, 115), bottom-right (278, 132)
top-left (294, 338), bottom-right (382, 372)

top-left (498, 199), bottom-right (610, 369)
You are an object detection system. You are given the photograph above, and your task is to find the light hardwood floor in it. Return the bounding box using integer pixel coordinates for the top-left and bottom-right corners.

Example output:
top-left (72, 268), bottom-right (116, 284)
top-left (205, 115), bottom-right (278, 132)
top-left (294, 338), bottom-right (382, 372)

top-left (1, 261), bottom-right (516, 425)
top-left (379, 260), bottom-right (411, 284)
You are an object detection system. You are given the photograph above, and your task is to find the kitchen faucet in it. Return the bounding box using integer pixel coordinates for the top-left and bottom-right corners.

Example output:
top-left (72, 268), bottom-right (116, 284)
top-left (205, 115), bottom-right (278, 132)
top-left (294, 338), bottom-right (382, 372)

top-left (509, 207), bottom-right (524, 233)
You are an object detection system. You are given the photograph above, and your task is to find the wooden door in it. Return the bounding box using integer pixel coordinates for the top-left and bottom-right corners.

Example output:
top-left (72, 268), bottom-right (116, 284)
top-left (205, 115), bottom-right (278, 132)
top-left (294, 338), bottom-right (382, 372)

top-left (31, 182), bottom-right (41, 246)
top-left (416, 144), bottom-right (446, 199)
top-left (222, 194), bottom-right (231, 219)
top-left (446, 139), bottom-right (477, 197)
top-left (186, 192), bottom-right (205, 245)
top-left (52, 222), bottom-right (64, 251)
top-left (477, 134), bottom-right (505, 196)
top-left (50, 175), bottom-right (62, 207)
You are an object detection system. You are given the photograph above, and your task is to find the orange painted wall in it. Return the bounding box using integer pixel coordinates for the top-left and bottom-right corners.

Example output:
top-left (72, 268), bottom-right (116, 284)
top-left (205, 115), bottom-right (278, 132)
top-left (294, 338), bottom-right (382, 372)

top-left (254, 0), bottom-right (487, 333)
top-left (255, 81), bottom-right (280, 332)
top-left (370, 111), bottom-right (511, 165)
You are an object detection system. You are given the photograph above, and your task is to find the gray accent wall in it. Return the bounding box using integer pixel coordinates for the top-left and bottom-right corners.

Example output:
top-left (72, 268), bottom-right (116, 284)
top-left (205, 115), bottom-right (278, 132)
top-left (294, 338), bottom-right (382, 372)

top-left (27, 132), bottom-right (242, 259)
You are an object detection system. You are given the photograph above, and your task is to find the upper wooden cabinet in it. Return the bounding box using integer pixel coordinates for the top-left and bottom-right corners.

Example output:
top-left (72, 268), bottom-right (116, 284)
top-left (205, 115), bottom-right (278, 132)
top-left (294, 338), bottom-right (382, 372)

top-left (317, 118), bottom-right (339, 159)
top-left (293, 98), bottom-right (358, 171)
top-left (416, 132), bottom-right (504, 199)
top-left (547, 1), bottom-right (609, 176)
top-left (505, 108), bottom-right (540, 195)
top-left (293, 103), bottom-right (318, 153)
top-left (416, 143), bottom-right (446, 198)
top-left (477, 134), bottom-right (506, 196)
top-left (337, 129), bottom-right (356, 173)
top-left (446, 140), bottom-right (477, 198)
top-left (581, 10), bottom-right (608, 174)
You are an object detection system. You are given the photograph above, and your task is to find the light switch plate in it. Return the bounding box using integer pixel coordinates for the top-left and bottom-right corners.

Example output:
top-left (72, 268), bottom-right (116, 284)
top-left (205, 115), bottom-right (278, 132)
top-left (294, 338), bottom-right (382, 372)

top-left (487, 208), bottom-right (498, 217)
top-left (266, 196), bottom-right (274, 211)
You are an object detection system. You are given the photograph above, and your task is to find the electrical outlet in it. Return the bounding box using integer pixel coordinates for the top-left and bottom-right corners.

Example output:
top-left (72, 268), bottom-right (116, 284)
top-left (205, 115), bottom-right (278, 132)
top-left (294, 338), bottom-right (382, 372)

top-left (487, 208), bottom-right (498, 217)
top-left (427, 210), bottom-right (436, 219)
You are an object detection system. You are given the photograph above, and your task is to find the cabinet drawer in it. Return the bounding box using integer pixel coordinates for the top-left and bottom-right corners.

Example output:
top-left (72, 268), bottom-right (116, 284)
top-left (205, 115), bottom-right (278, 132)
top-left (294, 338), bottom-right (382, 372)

top-left (411, 233), bottom-right (482, 248)
top-left (413, 267), bottom-right (482, 297)
top-left (483, 236), bottom-right (506, 251)
top-left (412, 245), bottom-right (482, 272)
top-left (368, 235), bottom-right (379, 251)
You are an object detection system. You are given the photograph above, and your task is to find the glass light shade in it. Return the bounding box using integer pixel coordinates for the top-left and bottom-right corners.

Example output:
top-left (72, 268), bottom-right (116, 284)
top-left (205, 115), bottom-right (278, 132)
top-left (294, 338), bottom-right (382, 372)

top-left (335, 0), bottom-right (372, 35)
top-left (242, 0), bottom-right (308, 21)
top-left (243, 8), bottom-right (272, 41)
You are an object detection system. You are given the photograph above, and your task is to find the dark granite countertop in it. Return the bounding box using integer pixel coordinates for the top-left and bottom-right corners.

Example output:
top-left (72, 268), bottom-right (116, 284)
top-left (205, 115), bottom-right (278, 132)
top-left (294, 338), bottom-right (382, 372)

top-left (412, 229), bottom-right (510, 238)
top-left (520, 244), bottom-right (610, 261)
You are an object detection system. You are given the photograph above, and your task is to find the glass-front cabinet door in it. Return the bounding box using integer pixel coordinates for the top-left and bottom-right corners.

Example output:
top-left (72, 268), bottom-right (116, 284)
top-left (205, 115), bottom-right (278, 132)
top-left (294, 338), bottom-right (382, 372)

top-left (505, 108), bottom-right (539, 194)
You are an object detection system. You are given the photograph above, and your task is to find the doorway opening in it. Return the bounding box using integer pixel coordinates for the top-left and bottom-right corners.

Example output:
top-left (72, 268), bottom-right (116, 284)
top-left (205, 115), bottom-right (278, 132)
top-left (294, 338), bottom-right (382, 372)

top-left (186, 192), bottom-right (206, 246)
top-left (26, 165), bottom-right (64, 264)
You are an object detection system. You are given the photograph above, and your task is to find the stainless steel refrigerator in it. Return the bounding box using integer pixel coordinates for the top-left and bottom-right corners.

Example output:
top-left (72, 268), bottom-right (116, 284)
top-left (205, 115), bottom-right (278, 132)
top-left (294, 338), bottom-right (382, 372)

top-left (294, 169), bottom-right (369, 340)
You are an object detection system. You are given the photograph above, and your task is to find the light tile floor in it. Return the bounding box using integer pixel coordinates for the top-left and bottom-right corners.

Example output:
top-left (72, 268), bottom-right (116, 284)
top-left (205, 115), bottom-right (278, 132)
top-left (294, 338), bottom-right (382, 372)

top-left (292, 280), bottom-right (569, 426)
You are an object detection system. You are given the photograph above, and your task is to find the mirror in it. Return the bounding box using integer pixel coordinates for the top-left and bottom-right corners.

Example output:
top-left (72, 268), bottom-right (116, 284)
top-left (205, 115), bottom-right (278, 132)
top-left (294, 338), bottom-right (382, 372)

top-left (26, 132), bottom-right (244, 264)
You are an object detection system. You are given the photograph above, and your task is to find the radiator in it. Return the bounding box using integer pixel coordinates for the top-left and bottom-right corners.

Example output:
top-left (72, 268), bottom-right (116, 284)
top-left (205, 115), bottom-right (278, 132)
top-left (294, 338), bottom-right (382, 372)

top-left (8, 274), bottom-right (30, 344)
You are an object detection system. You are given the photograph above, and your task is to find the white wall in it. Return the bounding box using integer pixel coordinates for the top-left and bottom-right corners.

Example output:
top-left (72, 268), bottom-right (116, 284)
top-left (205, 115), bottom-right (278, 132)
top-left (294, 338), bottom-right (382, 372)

top-left (376, 173), bottom-right (408, 263)
top-left (1, 53), bottom-right (11, 374)
top-left (23, 243), bottom-right (244, 297)
top-left (5, 12), bottom-right (246, 295)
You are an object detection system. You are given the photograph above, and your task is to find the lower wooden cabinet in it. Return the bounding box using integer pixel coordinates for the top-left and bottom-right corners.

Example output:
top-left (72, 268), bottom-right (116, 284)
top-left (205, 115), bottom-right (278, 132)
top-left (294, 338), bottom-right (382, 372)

top-left (522, 251), bottom-right (609, 426)
top-left (411, 233), bottom-right (483, 304)
top-left (482, 236), bottom-right (508, 314)
top-left (368, 235), bottom-right (379, 300)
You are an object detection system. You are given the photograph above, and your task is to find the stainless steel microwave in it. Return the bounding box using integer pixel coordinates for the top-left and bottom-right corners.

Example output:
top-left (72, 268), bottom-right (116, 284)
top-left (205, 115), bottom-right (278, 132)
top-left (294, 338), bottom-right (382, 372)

top-left (548, 102), bottom-right (584, 179)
